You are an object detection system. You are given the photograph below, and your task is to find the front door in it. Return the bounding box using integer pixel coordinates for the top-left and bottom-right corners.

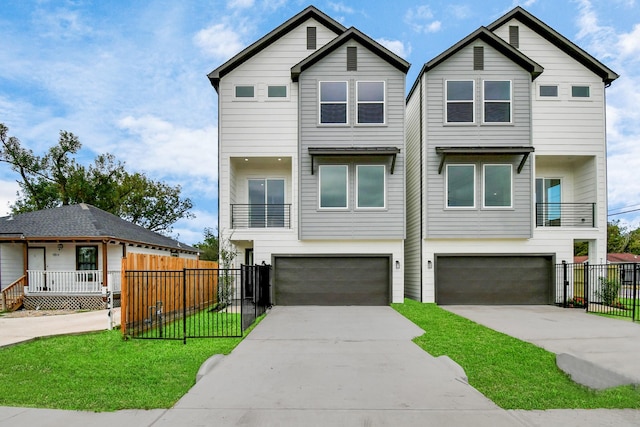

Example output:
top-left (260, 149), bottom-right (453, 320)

top-left (28, 247), bottom-right (46, 290)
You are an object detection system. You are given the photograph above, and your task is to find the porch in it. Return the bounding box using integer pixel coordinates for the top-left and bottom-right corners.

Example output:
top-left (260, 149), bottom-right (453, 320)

top-left (25, 270), bottom-right (122, 294)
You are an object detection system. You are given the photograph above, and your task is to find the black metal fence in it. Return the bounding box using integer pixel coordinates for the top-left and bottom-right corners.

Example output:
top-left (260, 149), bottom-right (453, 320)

top-left (556, 262), bottom-right (639, 321)
top-left (123, 265), bottom-right (271, 342)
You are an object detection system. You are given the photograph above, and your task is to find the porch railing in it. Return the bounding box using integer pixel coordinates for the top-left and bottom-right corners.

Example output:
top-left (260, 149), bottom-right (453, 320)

top-left (26, 270), bottom-right (122, 294)
top-left (231, 204), bottom-right (291, 229)
top-left (536, 203), bottom-right (595, 227)
top-left (1, 276), bottom-right (26, 311)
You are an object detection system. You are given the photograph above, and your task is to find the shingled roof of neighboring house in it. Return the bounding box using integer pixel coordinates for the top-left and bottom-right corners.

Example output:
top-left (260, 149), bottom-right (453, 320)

top-left (574, 253), bottom-right (640, 264)
top-left (0, 203), bottom-right (198, 253)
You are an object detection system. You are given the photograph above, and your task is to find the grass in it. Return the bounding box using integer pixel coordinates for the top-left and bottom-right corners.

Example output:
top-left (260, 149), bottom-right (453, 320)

top-left (0, 315), bottom-right (263, 412)
top-left (392, 299), bottom-right (640, 410)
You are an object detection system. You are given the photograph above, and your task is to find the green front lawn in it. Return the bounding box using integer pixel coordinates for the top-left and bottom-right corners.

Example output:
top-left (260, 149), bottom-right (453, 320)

top-left (392, 299), bottom-right (640, 409)
top-left (0, 317), bottom-right (261, 412)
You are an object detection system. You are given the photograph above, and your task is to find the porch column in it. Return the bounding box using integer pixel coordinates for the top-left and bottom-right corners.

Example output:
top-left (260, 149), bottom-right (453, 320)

top-left (102, 241), bottom-right (108, 288)
top-left (22, 242), bottom-right (28, 288)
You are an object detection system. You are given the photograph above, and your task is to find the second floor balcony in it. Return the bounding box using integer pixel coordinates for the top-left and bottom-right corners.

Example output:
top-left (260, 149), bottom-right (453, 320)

top-left (231, 204), bottom-right (292, 229)
top-left (536, 203), bottom-right (595, 228)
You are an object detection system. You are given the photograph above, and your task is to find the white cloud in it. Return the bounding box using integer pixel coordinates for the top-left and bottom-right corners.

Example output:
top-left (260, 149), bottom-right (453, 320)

top-left (117, 115), bottom-right (218, 182)
top-left (173, 208), bottom-right (219, 246)
top-left (448, 5), bottom-right (472, 20)
top-left (228, 0), bottom-right (254, 9)
top-left (405, 6), bottom-right (442, 34)
top-left (0, 179), bottom-right (19, 216)
top-left (194, 23), bottom-right (246, 60)
top-left (376, 38), bottom-right (412, 59)
top-left (617, 23), bottom-right (640, 61)
top-left (328, 2), bottom-right (355, 14)
top-left (32, 7), bottom-right (93, 40)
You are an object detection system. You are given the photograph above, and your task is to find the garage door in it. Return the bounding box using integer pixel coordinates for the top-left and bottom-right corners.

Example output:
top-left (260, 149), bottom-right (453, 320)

top-left (436, 255), bottom-right (553, 305)
top-left (274, 256), bottom-right (390, 305)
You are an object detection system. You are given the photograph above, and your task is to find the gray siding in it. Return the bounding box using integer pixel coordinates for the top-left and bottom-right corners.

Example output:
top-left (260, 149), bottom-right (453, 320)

top-left (424, 41), bottom-right (533, 238)
top-left (404, 81), bottom-right (423, 300)
top-left (298, 41), bottom-right (406, 240)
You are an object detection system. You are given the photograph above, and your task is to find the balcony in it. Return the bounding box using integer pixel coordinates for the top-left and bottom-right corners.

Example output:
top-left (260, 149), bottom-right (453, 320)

top-left (231, 204), bottom-right (291, 229)
top-left (536, 203), bottom-right (595, 228)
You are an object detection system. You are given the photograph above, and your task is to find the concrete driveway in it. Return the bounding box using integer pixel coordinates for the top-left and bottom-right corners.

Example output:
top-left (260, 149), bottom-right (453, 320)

top-left (154, 306), bottom-right (520, 426)
top-left (443, 305), bottom-right (640, 389)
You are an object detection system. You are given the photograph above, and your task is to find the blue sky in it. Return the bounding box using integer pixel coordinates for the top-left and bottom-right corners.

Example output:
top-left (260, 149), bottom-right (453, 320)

top-left (1, 0), bottom-right (639, 244)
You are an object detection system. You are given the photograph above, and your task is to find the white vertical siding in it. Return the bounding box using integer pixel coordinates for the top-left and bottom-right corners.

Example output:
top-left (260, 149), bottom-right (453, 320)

top-left (0, 243), bottom-right (24, 288)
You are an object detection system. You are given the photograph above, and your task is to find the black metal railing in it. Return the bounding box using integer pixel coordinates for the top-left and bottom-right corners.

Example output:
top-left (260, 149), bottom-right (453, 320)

top-left (556, 261), bottom-right (638, 321)
top-left (536, 203), bottom-right (595, 227)
top-left (123, 265), bottom-right (271, 342)
top-left (231, 204), bottom-right (291, 229)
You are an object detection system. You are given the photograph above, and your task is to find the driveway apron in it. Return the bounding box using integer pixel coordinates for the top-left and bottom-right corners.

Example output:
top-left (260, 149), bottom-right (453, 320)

top-left (154, 306), bottom-right (521, 426)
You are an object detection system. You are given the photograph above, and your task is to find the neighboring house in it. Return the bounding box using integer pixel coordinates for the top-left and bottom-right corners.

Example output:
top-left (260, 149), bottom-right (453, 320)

top-left (0, 203), bottom-right (198, 309)
top-left (405, 7), bottom-right (618, 304)
top-left (208, 6), bottom-right (410, 305)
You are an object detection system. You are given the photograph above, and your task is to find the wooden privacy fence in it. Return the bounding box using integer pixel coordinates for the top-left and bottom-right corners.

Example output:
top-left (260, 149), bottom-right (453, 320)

top-left (121, 254), bottom-right (218, 337)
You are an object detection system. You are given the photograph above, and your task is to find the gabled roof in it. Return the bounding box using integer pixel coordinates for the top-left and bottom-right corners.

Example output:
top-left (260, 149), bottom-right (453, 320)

top-left (407, 26), bottom-right (543, 100)
top-left (291, 26), bottom-right (410, 81)
top-left (0, 204), bottom-right (198, 253)
top-left (207, 6), bottom-right (346, 92)
top-left (487, 6), bottom-right (618, 85)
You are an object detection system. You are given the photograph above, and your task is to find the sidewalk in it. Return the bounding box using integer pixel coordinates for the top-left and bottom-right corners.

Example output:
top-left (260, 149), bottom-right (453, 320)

top-left (0, 308), bottom-right (120, 348)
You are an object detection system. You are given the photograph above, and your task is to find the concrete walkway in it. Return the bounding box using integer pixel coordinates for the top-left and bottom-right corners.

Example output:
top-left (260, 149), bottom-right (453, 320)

top-left (443, 305), bottom-right (640, 389)
top-left (0, 305), bottom-right (639, 426)
top-left (0, 308), bottom-right (121, 348)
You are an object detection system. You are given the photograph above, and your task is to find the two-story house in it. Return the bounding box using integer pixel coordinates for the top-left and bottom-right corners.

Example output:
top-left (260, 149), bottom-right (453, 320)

top-left (209, 7), bottom-right (409, 305)
top-left (405, 7), bottom-right (618, 304)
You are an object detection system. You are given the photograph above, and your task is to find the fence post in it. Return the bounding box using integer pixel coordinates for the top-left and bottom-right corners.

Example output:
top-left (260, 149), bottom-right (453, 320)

top-left (183, 268), bottom-right (187, 345)
top-left (584, 262), bottom-right (589, 310)
top-left (633, 263), bottom-right (638, 322)
top-left (562, 260), bottom-right (568, 308)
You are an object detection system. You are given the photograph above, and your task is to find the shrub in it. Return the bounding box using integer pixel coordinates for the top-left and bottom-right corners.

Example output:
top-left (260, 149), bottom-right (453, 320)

top-left (594, 277), bottom-right (621, 307)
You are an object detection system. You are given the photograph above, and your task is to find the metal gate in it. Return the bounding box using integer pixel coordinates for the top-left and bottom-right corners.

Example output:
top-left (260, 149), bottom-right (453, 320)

top-left (123, 265), bottom-right (271, 342)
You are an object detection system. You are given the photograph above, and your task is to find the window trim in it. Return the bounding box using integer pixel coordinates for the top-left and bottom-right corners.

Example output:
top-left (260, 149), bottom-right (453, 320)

top-left (445, 80), bottom-right (475, 124)
top-left (266, 84), bottom-right (289, 101)
top-left (233, 84), bottom-right (256, 100)
top-left (537, 84), bottom-right (559, 99)
top-left (319, 81), bottom-right (348, 125)
top-left (356, 81), bottom-right (386, 125)
top-left (446, 164), bottom-right (476, 209)
top-left (571, 84), bottom-right (591, 99)
top-left (482, 164), bottom-right (513, 209)
top-left (356, 164), bottom-right (386, 209)
top-left (318, 165), bottom-right (349, 209)
top-left (482, 80), bottom-right (512, 124)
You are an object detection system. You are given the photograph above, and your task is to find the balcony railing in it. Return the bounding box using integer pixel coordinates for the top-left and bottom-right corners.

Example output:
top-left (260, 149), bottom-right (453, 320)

top-left (536, 203), bottom-right (595, 228)
top-left (26, 270), bottom-right (122, 294)
top-left (231, 204), bottom-right (291, 229)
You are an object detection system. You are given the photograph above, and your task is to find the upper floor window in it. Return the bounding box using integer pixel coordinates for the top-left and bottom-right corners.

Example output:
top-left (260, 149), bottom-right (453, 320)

top-left (357, 165), bottom-right (385, 208)
top-left (483, 164), bottom-right (512, 208)
top-left (320, 81), bottom-right (348, 124)
top-left (268, 85), bottom-right (287, 99)
top-left (357, 81), bottom-right (385, 124)
top-left (571, 85), bottom-right (590, 98)
top-left (234, 85), bottom-right (255, 99)
top-left (319, 165), bottom-right (348, 208)
top-left (446, 80), bottom-right (474, 123)
top-left (483, 80), bottom-right (511, 123)
top-left (539, 85), bottom-right (558, 97)
top-left (446, 164), bottom-right (475, 208)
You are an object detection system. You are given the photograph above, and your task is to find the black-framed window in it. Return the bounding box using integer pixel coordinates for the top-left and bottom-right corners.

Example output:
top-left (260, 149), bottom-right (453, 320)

top-left (446, 80), bottom-right (474, 123)
top-left (76, 246), bottom-right (98, 271)
top-left (483, 80), bottom-right (511, 123)
top-left (357, 81), bottom-right (385, 124)
top-left (319, 81), bottom-right (348, 124)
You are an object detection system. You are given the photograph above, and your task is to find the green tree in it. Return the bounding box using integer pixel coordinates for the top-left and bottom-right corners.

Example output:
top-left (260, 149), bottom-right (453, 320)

top-left (193, 227), bottom-right (218, 261)
top-left (0, 123), bottom-right (193, 234)
top-left (607, 220), bottom-right (628, 253)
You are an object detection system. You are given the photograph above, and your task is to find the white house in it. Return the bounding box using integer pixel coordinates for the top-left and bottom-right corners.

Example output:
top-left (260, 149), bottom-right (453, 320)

top-left (404, 7), bottom-right (618, 304)
top-left (209, 6), bottom-right (410, 305)
top-left (0, 203), bottom-right (198, 310)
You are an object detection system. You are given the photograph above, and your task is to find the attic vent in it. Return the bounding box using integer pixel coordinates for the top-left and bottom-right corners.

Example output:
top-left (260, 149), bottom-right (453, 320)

top-left (307, 26), bottom-right (316, 50)
top-left (509, 26), bottom-right (519, 48)
top-left (347, 46), bottom-right (357, 71)
top-left (473, 46), bottom-right (484, 70)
